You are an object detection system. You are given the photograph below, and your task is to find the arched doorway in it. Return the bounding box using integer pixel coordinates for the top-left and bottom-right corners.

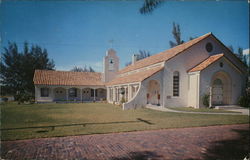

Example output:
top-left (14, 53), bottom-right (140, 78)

top-left (212, 79), bottom-right (223, 105)
top-left (82, 88), bottom-right (91, 101)
top-left (147, 80), bottom-right (160, 105)
top-left (54, 87), bottom-right (66, 101)
top-left (211, 71), bottom-right (232, 105)
top-left (96, 88), bottom-right (106, 101)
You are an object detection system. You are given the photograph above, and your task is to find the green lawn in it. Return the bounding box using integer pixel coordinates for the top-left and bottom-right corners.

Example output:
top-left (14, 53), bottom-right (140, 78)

top-left (168, 107), bottom-right (241, 113)
top-left (1, 102), bottom-right (249, 141)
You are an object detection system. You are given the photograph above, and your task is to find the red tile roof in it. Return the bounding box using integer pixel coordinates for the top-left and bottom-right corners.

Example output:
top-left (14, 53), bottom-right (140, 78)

top-left (118, 32), bottom-right (212, 74)
top-left (33, 70), bottom-right (104, 86)
top-left (188, 53), bottom-right (224, 72)
top-left (106, 66), bottom-right (164, 86)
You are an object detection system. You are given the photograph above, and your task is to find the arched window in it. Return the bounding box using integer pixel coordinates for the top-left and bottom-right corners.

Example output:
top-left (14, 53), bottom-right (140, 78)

top-left (173, 71), bottom-right (180, 97)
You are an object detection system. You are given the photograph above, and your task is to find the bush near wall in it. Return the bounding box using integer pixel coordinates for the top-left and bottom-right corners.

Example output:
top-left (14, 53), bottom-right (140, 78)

top-left (202, 94), bottom-right (210, 108)
top-left (238, 94), bottom-right (250, 108)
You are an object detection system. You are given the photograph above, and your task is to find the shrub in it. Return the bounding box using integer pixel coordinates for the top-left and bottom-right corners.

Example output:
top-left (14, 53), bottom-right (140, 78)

top-left (2, 97), bottom-right (8, 102)
top-left (120, 97), bottom-right (126, 104)
top-left (202, 94), bottom-right (210, 108)
top-left (15, 91), bottom-right (33, 104)
top-left (238, 95), bottom-right (250, 108)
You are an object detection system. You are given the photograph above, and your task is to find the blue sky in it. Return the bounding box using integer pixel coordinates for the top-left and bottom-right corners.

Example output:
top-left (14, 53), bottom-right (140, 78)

top-left (1, 0), bottom-right (249, 72)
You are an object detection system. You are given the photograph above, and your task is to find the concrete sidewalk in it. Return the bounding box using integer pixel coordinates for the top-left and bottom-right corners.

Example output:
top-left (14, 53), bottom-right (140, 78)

top-left (146, 104), bottom-right (249, 115)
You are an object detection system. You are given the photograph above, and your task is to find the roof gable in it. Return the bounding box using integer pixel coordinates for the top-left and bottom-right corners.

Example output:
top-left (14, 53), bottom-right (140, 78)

top-left (188, 53), bottom-right (244, 73)
top-left (188, 54), bottom-right (224, 72)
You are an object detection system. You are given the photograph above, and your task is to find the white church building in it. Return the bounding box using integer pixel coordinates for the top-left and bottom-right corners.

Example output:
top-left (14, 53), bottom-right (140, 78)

top-left (33, 33), bottom-right (247, 109)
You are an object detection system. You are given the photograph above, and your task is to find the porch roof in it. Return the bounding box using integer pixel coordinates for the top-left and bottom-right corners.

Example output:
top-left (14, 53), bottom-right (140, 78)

top-left (106, 66), bottom-right (164, 86)
top-left (33, 70), bottom-right (104, 86)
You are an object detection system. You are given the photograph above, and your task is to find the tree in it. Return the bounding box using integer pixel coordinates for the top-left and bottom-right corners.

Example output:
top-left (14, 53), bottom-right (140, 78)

top-left (70, 65), bottom-right (95, 72)
top-left (140, 0), bottom-right (163, 14)
top-left (238, 47), bottom-right (243, 60)
top-left (169, 22), bottom-right (184, 48)
top-left (227, 45), bottom-right (234, 53)
top-left (71, 66), bottom-right (84, 72)
top-left (137, 50), bottom-right (151, 61)
top-left (125, 50), bottom-right (151, 66)
top-left (0, 42), bottom-right (55, 97)
top-left (89, 66), bottom-right (95, 72)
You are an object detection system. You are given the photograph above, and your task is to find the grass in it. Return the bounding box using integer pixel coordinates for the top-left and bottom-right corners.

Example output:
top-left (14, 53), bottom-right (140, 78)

top-left (0, 102), bottom-right (249, 141)
top-left (168, 107), bottom-right (242, 113)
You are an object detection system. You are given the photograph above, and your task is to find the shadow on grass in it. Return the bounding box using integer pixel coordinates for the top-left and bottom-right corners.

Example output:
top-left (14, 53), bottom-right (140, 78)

top-left (1, 118), bottom-right (153, 132)
top-left (186, 128), bottom-right (250, 160)
top-left (110, 151), bottom-right (163, 160)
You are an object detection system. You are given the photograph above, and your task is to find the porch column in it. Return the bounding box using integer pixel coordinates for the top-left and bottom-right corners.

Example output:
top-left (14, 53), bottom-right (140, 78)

top-left (80, 88), bottom-right (83, 102)
top-left (115, 87), bottom-right (117, 102)
top-left (50, 87), bottom-right (55, 102)
top-left (209, 86), bottom-right (212, 108)
top-left (128, 85), bottom-right (132, 100)
top-left (107, 87), bottom-right (110, 102)
top-left (116, 87), bottom-right (119, 102)
top-left (35, 86), bottom-right (39, 102)
top-left (124, 86), bottom-right (128, 101)
top-left (118, 87), bottom-right (121, 102)
top-left (66, 88), bottom-right (69, 101)
top-left (93, 88), bottom-right (96, 101)
top-left (113, 87), bottom-right (116, 102)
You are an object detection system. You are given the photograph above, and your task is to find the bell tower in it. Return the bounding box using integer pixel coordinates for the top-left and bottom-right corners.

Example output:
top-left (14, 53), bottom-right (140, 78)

top-left (103, 48), bottom-right (119, 82)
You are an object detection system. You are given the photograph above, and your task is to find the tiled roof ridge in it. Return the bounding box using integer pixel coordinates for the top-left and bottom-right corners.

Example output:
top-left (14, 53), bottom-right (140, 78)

top-left (118, 32), bottom-right (212, 74)
top-left (34, 69), bottom-right (102, 74)
top-left (106, 66), bottom-right (164, 86)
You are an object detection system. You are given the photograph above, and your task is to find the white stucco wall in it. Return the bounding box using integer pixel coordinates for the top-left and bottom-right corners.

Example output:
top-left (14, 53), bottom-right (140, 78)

top-left (162, 37), bottom-right (211, 108)
top-left (199, 57), bottom-right (246, 107)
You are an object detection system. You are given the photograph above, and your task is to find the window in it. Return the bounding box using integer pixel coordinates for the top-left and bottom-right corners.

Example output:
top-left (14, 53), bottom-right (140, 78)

top-left (41, 88), bottom-right (49, 97)
top-left (173, 71), bottom-right (180, 97)
top-left (219, 62), bottom-right (223, 68)
top-left (109, 58), bottom-right (114, 71)
top-left (206, 42), bottom-right (213, 52)
top-left (69, 88), bottom-right (77, 97)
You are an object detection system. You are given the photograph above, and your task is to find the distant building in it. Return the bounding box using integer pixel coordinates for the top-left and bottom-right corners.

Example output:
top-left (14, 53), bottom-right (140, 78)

top-left (34, 33), bottom-right (247, 109)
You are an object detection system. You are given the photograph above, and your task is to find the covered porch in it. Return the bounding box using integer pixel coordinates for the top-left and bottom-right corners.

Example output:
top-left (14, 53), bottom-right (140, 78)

top-left (35, 85), bottom-right (106, 103)
top-left (106, 66), bottom-right (164, 109)
top-left (107, 83), bottom-right (140, 104)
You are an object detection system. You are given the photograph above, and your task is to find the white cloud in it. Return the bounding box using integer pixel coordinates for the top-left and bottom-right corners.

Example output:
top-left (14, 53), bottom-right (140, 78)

top-left (56, 61), bottom-right (103, 72)
top-left (243, 49), bottom-right (249, 55)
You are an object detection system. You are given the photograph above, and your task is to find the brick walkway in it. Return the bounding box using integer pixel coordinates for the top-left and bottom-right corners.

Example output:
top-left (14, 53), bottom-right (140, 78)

top-left (1, 124), bottom-right (249, 160)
